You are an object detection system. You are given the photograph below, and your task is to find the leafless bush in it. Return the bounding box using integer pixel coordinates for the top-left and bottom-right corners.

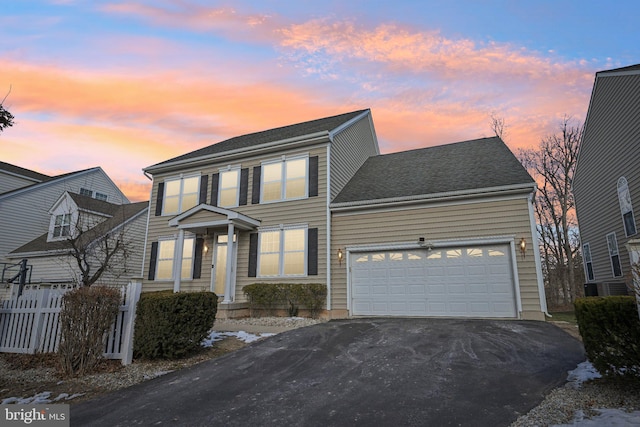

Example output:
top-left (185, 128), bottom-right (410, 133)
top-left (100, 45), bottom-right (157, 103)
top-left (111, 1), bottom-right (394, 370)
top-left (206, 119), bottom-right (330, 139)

top-left (57, 286), bottom-right (120, 377)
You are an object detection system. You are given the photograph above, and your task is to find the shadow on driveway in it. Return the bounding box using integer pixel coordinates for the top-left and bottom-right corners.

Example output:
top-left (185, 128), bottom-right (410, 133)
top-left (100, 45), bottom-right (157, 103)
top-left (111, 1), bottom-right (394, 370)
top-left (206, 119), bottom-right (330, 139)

top-left (71, 318), bottom-right (584, 426)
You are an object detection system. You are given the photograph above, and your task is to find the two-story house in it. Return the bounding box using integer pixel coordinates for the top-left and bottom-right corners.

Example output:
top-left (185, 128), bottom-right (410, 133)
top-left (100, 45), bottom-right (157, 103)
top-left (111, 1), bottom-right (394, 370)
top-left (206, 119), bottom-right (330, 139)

top-left (574, 64), bottom-right (640, 296)
top-left (6, 191), bottom-right (148, 295)
top-left (142, 109), bottom-right (547, 320)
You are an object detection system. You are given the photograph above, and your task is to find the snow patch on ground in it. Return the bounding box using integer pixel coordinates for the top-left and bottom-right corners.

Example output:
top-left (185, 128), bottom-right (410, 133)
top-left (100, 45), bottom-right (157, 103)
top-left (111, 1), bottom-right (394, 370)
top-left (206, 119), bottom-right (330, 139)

top-left (554, 409), bottom-right (640, 426)
top-left (202, 330), bottom-right (276, 347)
top-left (566, 361), bottom-right (602, 388)
top-left (2, 391), bottom-right (84, 405)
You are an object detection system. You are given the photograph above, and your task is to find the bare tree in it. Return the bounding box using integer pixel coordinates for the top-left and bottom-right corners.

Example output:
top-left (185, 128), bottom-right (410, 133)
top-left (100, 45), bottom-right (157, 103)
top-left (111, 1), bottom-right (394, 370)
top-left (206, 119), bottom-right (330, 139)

top-left (489, 112), bottom-right (508, 141)
top-left (519, 116), bottom-right (583, 307)
top-left (0, 86), bottom-right (15, 133)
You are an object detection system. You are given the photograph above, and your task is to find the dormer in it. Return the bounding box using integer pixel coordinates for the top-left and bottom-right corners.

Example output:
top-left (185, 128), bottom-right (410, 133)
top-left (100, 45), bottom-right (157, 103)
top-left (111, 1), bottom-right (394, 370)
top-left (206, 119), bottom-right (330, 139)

top-left (46, 192), bottom-right (116, 242)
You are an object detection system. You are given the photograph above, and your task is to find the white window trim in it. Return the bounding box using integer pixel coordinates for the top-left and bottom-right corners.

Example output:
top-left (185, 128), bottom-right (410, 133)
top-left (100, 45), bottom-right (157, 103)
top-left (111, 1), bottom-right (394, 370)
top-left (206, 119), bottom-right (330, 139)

top-left (260, 155), bottom-right (309, 204)
top-left (155, 236), bottom-right (196, 281)
top-left (257, 224), bottom-right (308, 278)
top-left (52, 213), bottom-right (72, 239)
top-left (218, 166), bottom-right (241, 208)
top-left (583, 243), bottom-right (594, 282)
top-left (618, 177), bottom-right (637, 237)
top-left (606, 232), bottom-right (623, 278)
top-left (162, 173), bottom-right (201, 216)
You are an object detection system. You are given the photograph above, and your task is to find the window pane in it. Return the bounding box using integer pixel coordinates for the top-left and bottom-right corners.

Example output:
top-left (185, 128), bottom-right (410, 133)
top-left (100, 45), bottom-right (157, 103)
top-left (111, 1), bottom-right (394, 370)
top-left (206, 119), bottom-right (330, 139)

top-left (164, 196), bottom-right (179, 214)
top-left (181, 259), bottom-right (193, 279)
top-left (220, 188), bottom-right (238, 207)
top-left (286, 159), bottom-right (306, 179)
top-left (284, 252), bottom-right (304, 275)
top-left (263, 182), bottom-right (281, 202)
top-left (286, 178), bottom-right (306, 198)
top-left (157, 260), bottom-right (173, 280)
top-left (263, 163), bottom-right (281, 181)
top-left (159, 240), bottom-right (175, 258)
top-left (182, 239), bottom-right (194, 258)
top-left (259, 253), bottom-right (279, 276)
top-left (165, 180), bottom-right (180, 196)
top-left (260, 231), bottom-right (280, 253)
top-left (182, 176), bottom-right (199, 193)
top-left (284, 229), bottom-right (305, 251)
top-left (220, 170), bottom-right (239, 187)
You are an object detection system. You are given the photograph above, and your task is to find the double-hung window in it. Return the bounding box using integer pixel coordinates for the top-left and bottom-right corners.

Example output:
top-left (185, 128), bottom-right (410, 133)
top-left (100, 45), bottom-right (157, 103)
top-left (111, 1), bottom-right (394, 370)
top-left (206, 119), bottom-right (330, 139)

top-left (163, 175), bottom-right (200, 215)
top-left (618, 177), bottom-right (637, 237)
top-left (155, 237), bottom-right (195, 281)
top-left (582, 243), bottom-right (594, 282)
top-left (258, 227), bottom-right (306, 277)
top-left (53, 214), bottom-right (71, 238)
top-left (219, 168), bottom-right (240, 207)
top-left (606, 233), bottom-right (623, 278)
top-left (261, 157), bottom-right (308, 203)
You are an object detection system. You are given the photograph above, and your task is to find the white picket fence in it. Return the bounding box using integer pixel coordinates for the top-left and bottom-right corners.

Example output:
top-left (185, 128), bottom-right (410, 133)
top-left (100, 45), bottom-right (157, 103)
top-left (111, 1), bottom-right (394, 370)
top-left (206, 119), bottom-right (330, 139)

top-left (0, 280), bottom-right (142, 365)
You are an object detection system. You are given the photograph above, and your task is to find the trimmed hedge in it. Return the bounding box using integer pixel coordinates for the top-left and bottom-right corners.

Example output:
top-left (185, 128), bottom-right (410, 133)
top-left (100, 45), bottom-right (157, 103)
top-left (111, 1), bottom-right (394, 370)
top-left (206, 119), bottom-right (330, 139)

top-left (574, 296), bottom-right (640, 379)
top-left (134, 290), bottom-right (218, 360)
top-left (243, 283), bottom-right (326, 318)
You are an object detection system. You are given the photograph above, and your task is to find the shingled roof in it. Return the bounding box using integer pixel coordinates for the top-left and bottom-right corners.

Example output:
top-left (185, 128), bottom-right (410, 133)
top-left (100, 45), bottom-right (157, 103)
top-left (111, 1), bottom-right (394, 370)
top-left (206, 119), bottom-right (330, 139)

top-left (0, 161), bottom-right (50, 182)
top-left (146, 109), bottom-right (369, 170)
top-left (332, 137), bottom-right (534, 205)
top-left (9, 201), bottom-right (148, 255)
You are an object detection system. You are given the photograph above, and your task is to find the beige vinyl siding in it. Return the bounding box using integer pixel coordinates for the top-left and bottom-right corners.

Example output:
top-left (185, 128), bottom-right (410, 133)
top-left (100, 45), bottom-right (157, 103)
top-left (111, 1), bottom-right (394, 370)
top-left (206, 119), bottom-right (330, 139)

top-left (142, 146), bottom-right (329, 299)
top-left (0, 169), bottom-right (129, 264)
top-left (331, 195), bottom-right (541, 316)
top-left (574, 72), bottom-right (640, 283)
top-left (0, 171), bottom-right (40, 194)
top-left (330, 114), bottom-right (378, 200)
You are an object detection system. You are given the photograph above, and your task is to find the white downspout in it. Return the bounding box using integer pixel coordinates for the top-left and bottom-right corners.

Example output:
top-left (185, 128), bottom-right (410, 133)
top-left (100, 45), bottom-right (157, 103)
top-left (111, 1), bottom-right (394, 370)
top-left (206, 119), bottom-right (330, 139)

top-left (173, 229), bottom-right (185, 293)
top-left (326, 144), bottom-right (332, 312)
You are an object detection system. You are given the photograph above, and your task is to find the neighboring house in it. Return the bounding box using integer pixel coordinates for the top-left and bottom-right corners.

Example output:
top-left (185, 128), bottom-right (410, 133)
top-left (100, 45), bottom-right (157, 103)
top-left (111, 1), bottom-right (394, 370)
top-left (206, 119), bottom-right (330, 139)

top-left (574, 64), bottom-right (640, 296)
top-left (6, 191), bottom-right (148, 296)
top-left (0, 161), bottom-right (50, 194)
top-left (141, 109), bottom-right (546, 320)
top-left (0, 165), bottom-right (130, 265)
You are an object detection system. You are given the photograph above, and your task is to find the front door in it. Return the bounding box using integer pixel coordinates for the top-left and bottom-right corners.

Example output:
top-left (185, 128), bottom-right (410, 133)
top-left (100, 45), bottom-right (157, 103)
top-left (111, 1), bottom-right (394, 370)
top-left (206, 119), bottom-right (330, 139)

top-left (212, 233), bottom-right (237, 297)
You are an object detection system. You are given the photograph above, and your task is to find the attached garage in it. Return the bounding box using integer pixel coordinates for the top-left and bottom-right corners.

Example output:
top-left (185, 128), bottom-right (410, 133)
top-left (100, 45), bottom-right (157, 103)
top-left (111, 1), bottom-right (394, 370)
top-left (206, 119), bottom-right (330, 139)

top-left (349, 244), bottom-right (518, 318)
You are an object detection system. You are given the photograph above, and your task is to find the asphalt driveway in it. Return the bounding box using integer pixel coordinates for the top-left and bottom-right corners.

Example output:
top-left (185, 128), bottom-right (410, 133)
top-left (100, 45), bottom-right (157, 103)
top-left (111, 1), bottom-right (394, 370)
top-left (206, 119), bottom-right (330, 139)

top-left (71, 318), bottom-right (584, 426)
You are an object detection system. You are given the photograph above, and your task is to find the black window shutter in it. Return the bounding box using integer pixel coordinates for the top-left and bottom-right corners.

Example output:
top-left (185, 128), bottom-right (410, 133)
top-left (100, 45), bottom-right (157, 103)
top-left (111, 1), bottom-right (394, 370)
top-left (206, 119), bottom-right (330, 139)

top-left (199, 175), bottom-right (209, 205)
top-left (210, 173), bottom-right (219, 207)
top-left (308, 228), bottom-right (318, 276)
top-left (309, 156), bottom-right (319, 197)
top-left (248, 233), bottom-right (258, 277)
top-left (239, 168), bottom-right (249, 206)
top-left (252, 166), bottom-right (261, 204)
top-left (155, 182), bottom-right (164, 216)
top-left (148, 242), bottom-right (158, 280)
top-left (193, 238), bottom-right (204, 279)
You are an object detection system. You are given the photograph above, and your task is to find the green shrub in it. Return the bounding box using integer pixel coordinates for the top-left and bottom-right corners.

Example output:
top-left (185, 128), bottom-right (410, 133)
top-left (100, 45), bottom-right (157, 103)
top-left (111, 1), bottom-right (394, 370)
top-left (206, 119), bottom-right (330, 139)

top-left (574, 296), bottom-right (640, 379)
top-left (133, 290), bottom-right (218, 360)
top-left (243, 283), bottom-right (327, 319)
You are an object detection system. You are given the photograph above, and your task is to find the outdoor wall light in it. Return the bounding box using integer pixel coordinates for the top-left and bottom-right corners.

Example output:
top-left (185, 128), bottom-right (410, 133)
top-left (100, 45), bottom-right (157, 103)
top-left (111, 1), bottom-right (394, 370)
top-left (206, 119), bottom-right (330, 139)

top-left (337, 248), bottom-right (344, 266)
top-left (519, 237), bottom-right (526, 259)
top-left (204, 242), bottom-right (209, 253)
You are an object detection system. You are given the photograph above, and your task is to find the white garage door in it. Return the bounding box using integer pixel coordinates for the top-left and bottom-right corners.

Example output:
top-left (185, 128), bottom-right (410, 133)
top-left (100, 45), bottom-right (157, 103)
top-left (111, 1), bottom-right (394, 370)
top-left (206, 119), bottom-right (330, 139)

top-left (350, 245), bottom-right (517, 318)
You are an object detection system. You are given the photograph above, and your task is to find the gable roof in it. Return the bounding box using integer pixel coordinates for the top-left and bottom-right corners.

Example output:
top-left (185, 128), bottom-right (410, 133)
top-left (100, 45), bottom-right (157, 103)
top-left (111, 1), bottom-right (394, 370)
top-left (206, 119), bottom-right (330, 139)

top-left (145, 109), bottom-right (369, 172)
top-left (0, 161), bottom-right (50, 182)
top-left (332, 137), bottom-right (535, 206)
top-left (8, 201), bottom-right (149, 256)
top-left (67, 192), bottom-right (121, 216)
top-left (596, 63), bottom-right (640, 76)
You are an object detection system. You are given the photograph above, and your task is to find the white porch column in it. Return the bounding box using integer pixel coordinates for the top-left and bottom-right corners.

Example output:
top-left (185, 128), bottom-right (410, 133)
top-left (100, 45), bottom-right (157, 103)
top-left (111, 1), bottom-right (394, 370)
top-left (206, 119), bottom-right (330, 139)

top-left (223, 223), bottom-right (235, 303)
top-left (173, 229), bottom-right (185, 293)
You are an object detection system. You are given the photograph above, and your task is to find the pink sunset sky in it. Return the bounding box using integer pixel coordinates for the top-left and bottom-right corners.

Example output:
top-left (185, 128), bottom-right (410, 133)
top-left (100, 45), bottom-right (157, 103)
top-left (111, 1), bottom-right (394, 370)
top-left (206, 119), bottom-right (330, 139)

top-left (2, 1), bottom-right (637, 202)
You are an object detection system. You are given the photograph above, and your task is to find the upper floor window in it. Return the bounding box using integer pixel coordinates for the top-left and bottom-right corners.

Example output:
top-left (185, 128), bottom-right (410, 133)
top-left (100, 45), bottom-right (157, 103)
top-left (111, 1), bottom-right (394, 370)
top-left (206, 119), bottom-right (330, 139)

top-left (582, 243), bottom-right (594, 282)
top-left (258, 227), bottom-right (306, 277)
top-left (219, 168), bottom-right (240, 208)
top-left (163, 175), bottom-right (199, 215)
top-left (606, 232), bottom-right (623, 278)
top-left (53, 214), bottom-right (71, 238)
top-left (261, 157), bottom-right (308, 203)
top-left (79, 188), bottom-right (93, 197)
top-left (95, 192), bottom-right (108, 201)
top-left (617, 177), bottom-right (637, 237)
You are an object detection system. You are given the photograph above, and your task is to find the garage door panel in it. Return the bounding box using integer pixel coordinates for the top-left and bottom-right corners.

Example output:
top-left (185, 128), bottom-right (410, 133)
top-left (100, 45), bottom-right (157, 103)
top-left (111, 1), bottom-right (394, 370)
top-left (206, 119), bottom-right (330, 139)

top-left (351, 244), bottom-right (517, 318)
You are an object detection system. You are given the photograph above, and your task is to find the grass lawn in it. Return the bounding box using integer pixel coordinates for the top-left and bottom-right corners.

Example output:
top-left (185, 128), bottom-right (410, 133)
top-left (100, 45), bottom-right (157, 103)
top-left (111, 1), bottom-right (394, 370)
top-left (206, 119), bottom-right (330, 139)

top-left (549, 311), bottom-right (577, 325)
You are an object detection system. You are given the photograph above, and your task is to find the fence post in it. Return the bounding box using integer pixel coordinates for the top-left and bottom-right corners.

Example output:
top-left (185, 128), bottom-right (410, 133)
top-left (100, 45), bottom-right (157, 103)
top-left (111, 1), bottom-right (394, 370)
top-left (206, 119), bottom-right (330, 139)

top-left (28, 288), bottom-right (50, 354)
top-left (120, 278), bottom-right (142, 365)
